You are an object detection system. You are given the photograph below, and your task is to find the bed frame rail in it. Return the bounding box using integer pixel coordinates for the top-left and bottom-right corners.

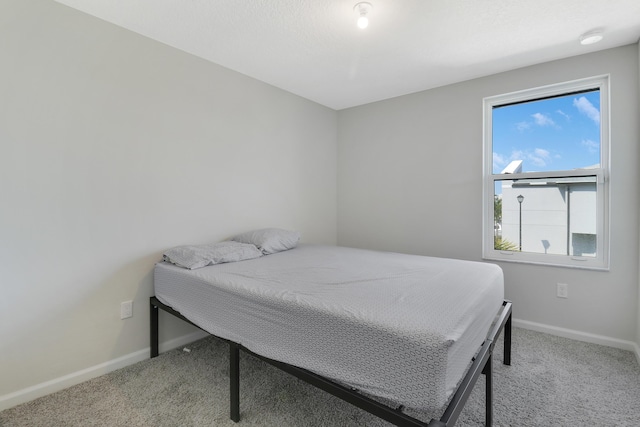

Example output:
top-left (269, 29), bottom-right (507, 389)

top-left (150, 297), bottom-right (512, 427)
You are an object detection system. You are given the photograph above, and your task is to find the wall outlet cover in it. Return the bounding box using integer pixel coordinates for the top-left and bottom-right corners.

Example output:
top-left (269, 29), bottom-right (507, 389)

top-left (556, 283), bottom-right (569, 298)
top-left (120, 300), bottom-right (133, 319)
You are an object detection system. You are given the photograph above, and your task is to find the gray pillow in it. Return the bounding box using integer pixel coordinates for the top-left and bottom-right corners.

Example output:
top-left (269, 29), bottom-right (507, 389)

top-left (163, 241), bottom-right (263, 269)
top-left (231, 228), bottom-right (300, 255)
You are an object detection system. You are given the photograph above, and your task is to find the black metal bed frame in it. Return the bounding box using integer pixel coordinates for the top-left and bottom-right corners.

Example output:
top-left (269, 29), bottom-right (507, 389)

top-left (150, 296), bottom-right (512, 427)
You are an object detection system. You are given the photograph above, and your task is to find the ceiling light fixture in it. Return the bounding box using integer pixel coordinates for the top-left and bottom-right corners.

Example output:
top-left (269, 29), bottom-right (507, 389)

top-left (579, 30), bottom-right (604, 45)
top-left (354, 2), bottom-right (372, 29)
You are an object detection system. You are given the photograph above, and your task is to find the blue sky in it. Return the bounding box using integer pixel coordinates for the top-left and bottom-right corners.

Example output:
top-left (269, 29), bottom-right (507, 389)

top-left (492, 90), bottom-right (601, 176)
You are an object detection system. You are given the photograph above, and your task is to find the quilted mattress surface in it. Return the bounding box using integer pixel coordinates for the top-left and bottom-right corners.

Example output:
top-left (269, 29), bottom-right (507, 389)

top-left (154, 244), bottom-right (504, 412)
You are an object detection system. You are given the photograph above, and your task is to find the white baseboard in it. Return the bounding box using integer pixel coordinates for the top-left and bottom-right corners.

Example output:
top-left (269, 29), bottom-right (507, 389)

top-left (0, 330), bottom-right (208, 412)
top-left (513, 318), bottom-right (639, 358)
top-left (3, 322), bottom-right (638, 412)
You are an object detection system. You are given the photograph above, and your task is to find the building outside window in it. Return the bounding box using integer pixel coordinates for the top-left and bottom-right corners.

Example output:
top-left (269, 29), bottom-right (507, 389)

top-left (483, 76), bottom-right (609, 270)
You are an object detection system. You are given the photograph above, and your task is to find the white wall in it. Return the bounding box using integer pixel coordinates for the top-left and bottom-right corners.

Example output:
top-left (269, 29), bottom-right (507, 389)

top-left (638, 41), bottom-right (640, 356)
top-left (0, 0), bottom-right (337, 403)
top-left (338, 45), bottom-right (640, 344)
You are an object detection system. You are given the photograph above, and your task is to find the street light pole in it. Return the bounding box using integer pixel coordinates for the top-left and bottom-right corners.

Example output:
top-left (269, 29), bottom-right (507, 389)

top-left (517, 195), bottom-right (524, 251)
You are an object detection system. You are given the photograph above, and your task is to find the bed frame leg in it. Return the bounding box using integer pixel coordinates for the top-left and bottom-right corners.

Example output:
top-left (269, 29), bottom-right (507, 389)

top-left (504, 310), bottom-right (512, 366)
top-left (150, 298), bottom-right (159, 358)
top-left (230, 342), bottom-right (240, 422)
top-left (483, 354), bottom-right (493, 426)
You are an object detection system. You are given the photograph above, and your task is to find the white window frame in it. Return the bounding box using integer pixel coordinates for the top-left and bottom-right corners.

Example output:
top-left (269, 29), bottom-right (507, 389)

top-left (482, 75), bottom-right (610, 270)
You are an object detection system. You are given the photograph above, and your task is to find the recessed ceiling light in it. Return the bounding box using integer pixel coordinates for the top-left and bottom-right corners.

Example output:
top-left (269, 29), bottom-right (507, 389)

top-left (579, 31), bottom-right (604, 45)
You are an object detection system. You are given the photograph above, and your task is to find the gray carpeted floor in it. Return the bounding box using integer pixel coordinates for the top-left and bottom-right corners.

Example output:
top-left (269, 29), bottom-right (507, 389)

top-left (2, 328), bottom-right (639, 426)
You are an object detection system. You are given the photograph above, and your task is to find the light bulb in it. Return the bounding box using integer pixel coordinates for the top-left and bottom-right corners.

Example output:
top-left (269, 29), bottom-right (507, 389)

top-left (353, 2), bottom-right (372, 30)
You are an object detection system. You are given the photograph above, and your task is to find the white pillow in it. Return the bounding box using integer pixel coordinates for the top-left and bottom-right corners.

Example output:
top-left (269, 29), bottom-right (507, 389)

top-left (163, 241), bottom-right (263, 269)
top-left (231, 228), bottom-right (300, 255)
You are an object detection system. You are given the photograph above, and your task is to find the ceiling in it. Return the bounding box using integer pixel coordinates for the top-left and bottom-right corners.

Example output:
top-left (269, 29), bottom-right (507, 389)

top-left (54, 0), bottom-right (640, 110)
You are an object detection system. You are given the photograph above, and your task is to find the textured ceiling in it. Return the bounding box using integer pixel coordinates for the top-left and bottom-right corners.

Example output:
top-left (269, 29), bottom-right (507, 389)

top-left (54, 0), bottom-right (640, 110)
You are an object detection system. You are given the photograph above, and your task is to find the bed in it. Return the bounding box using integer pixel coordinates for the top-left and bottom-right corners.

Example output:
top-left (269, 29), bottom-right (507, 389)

top-left (150, 240), bottom-right (512, 427)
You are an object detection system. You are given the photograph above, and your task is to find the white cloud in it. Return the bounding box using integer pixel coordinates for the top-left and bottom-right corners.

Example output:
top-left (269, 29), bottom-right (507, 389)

top-left (534, 148), bottom-right (550, 159)
top-left (556, 110), bottom-right (570, 121)
top-left (582, 139), bottom-right (599, 154)
top-left (573, 96), bottom-right (600, 125)
top-left (529, 157), bottom-right (546, 167)
top-left (493, 152), bottom-right (507, 167)
top-left (528, 148), bottom-right (551, 167)
top-left (532, 113), bottom-right (555, 127)
top-left (516, 121), bottom-right (531, 131)
top-left (505, 148), bottom-right (553, 169)
top-left (510, 150), bottom-right (524, 161)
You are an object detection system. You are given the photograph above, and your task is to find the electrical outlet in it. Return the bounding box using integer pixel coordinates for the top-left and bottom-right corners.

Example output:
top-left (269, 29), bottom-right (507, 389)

top-left (120, 300), bottom-right (133, 319)
top-left (556, 283), bottom-right (568, 298)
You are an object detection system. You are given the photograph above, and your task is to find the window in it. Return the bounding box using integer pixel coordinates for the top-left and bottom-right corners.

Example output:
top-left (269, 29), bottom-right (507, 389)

top-left (483, 76), bottom-right (609, 270)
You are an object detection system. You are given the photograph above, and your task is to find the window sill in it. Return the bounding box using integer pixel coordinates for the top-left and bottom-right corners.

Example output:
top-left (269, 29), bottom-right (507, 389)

top-left (483, 253), bottom-right (609, 271)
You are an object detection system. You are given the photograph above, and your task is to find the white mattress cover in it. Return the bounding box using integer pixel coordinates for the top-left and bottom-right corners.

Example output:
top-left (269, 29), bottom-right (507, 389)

top-left (154, 244), bottom-right (504, 412)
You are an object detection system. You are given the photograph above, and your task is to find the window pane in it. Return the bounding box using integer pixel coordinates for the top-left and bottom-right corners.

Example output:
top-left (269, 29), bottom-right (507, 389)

top-left (494, 176), bottom-right (597, 257)
top-left (492, 90), bottom-right (600, 174)
top-left (484, 76), bottom-right (608, 269)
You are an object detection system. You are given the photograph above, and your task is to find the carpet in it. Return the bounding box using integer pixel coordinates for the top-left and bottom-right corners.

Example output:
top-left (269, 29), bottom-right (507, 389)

top-left (1, 328), bottom-right (639, 426)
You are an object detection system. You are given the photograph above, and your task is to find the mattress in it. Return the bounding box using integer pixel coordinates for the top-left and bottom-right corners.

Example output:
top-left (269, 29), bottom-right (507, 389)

top-left (154, 244), bottom-right (504, 413)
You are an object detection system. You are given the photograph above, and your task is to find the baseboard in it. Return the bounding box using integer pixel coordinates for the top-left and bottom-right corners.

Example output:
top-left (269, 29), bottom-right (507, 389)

top-left (0, 330), bottom-right (208, 412)
top-left (513, 318), bottom-right (639, 357)
top-left (3, 322), bottom-right (637, 412)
